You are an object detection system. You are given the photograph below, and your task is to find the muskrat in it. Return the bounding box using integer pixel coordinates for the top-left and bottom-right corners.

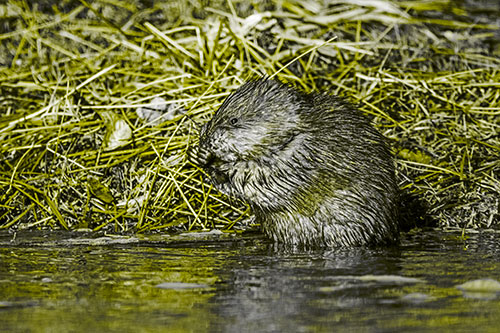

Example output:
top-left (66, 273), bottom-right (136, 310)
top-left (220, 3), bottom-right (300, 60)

top-left (197, 78), bottom-right (399, 247)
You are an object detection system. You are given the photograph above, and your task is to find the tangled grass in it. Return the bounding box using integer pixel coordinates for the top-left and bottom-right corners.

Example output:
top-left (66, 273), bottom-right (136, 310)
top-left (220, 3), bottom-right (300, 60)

top-left (0, 0), bottom-right (498, 233)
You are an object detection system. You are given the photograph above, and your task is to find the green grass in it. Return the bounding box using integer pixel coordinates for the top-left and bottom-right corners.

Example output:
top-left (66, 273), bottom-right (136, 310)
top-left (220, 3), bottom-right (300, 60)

top-left (0, 0), bottom-right (498, 233)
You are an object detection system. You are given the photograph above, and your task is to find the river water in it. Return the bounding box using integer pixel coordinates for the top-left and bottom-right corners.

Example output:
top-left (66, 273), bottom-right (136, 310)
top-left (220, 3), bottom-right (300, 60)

top-left (1, 230), bottom-right (500, 332)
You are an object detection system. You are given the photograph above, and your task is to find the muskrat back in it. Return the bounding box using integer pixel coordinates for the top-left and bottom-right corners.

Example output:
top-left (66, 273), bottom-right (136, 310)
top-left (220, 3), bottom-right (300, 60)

top-left (197, 78), bottom-right (399, 247)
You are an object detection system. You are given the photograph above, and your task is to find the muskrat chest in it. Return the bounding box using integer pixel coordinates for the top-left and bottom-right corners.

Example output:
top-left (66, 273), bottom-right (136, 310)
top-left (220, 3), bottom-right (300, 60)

top-left (197, 78), bottom-right (399, 247)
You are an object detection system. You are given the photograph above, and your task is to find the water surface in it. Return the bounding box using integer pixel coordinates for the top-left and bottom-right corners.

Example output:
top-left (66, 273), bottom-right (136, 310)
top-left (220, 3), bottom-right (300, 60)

top-left (1, 230), bottom-right (500, 332)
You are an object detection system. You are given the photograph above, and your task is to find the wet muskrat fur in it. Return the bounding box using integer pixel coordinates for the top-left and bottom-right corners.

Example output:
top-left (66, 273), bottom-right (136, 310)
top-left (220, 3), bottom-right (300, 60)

top-left (197, 79), bottom-right (399, 247)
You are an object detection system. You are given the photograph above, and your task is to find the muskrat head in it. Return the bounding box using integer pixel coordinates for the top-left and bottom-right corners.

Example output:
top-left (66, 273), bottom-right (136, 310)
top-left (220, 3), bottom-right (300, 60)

top-left (197, 79), bottom-right (304, 197)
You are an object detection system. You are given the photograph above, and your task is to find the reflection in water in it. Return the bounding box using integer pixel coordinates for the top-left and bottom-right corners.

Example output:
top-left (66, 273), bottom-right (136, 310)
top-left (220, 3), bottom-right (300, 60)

top-left (210, 246), bottom-right (405, 332)
top-left (1, 231), bottom-right (500, 332)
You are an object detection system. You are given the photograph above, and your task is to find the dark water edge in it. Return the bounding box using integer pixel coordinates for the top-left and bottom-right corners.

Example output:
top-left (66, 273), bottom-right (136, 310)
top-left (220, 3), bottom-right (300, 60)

top-left (1, 230), bottom-right (500, 332)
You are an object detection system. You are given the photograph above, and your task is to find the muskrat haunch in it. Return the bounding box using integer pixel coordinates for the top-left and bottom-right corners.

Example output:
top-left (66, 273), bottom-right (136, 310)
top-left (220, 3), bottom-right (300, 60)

top-left (197, 78), bottom-right (399, 247)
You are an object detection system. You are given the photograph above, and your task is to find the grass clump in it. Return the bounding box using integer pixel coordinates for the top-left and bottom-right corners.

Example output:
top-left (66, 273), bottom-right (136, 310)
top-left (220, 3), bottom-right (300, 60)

top-left (0, 0), bottom-right (498, 233)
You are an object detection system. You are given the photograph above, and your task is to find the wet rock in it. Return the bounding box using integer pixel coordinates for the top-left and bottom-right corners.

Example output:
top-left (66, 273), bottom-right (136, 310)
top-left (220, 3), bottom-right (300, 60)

top-left (155, 282), bottom-right (209, 290)
top-left (456, 278), bottom-right (500, 299)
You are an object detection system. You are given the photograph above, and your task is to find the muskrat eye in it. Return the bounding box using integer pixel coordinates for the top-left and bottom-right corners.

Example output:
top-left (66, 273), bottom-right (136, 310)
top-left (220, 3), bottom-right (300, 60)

top-left (229, 117), bottom-right (238, 125)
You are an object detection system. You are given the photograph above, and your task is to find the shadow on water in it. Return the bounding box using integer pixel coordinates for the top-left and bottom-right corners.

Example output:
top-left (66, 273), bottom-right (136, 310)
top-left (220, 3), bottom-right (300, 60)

top-left (1, 230), bottom-right (500, 332)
